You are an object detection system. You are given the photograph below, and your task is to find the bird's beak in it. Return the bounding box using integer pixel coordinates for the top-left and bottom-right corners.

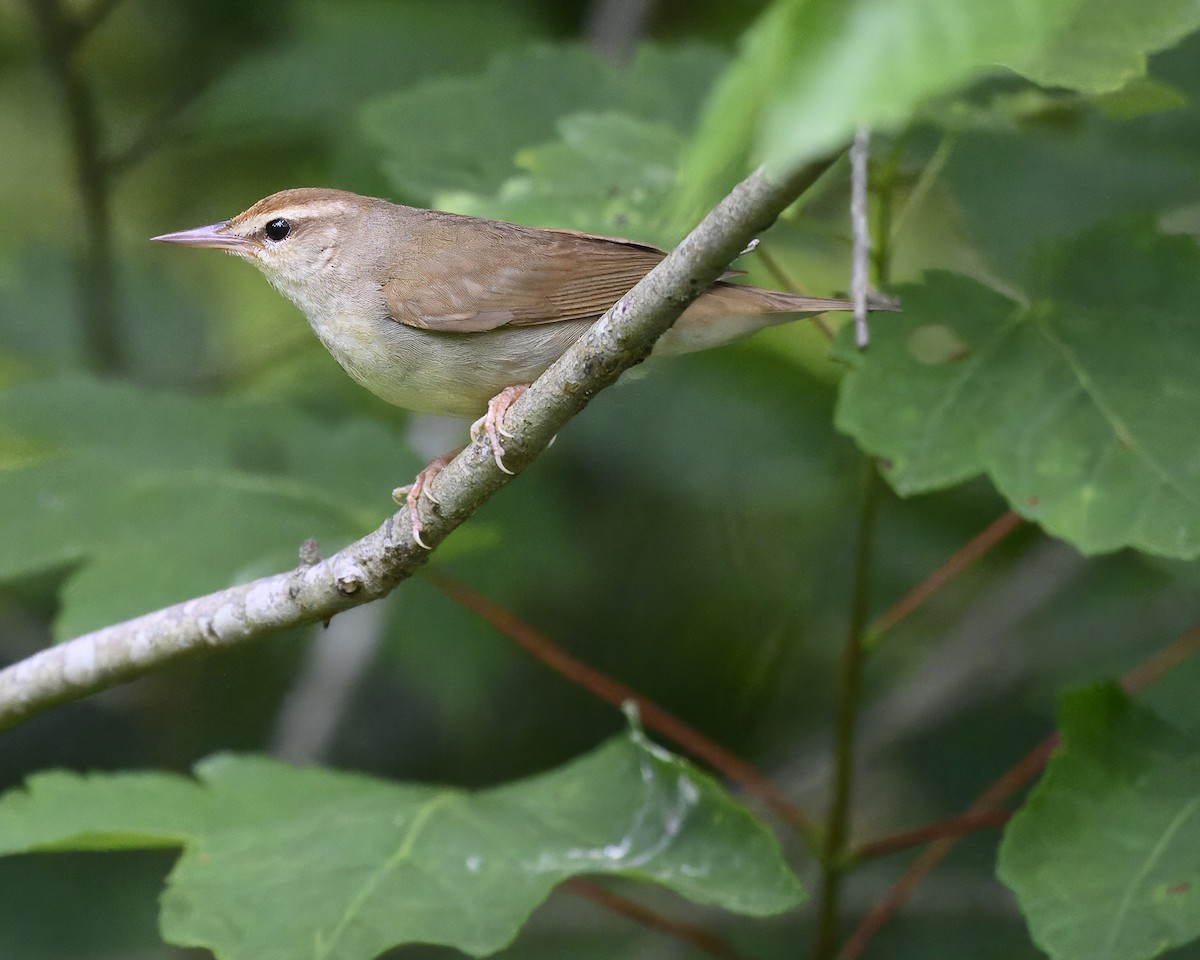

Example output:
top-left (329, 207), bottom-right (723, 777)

top-left (152, 221), bottom-right (255, 252)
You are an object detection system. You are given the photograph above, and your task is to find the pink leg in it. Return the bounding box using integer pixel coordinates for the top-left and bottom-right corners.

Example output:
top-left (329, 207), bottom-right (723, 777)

top-left (469, 384), bottom-right (529, 475)
top-left (392, 449), bottom-right (459, 550)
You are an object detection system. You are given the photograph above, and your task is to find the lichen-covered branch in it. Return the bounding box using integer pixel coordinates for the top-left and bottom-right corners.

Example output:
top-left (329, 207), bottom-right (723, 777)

top-left (0, 157), bottom-right (837, 734)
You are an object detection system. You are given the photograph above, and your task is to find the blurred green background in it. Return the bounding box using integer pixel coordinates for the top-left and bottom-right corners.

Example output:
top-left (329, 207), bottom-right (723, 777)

top-left (3, 1), bottom-right (1200, 958)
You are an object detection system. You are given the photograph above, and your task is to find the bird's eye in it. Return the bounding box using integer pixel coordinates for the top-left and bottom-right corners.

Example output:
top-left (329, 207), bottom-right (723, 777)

top-left (264, 218), bottom-right (290, 242)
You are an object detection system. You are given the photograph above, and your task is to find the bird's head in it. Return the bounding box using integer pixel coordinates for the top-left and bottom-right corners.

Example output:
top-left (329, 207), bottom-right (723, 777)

top-left (153, 188), bottom-right (389, 312)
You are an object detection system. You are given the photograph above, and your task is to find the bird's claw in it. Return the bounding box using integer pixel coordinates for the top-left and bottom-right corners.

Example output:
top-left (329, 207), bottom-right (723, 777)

top-left (394, 386), bottom-right (528, 547)
top-left (470, 384), bottom-right (528, 475)
top-left (393, 452), bottom-right (455, 550)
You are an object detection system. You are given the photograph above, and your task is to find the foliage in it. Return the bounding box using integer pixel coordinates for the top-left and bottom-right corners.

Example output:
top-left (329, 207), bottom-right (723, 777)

top-left (1, 1), bottom-right (1200, 959)
top-left (835, 221), bottom-right (1200, 558)
top-left (999, 684), bottom-right (1200, 960)
top-left (0, 727), bottom-right (801, 958)
top-left (0, 377), bottom-right (420, 639)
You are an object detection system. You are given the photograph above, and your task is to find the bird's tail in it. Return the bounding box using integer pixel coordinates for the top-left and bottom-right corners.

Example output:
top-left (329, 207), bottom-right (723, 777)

top-left (717, 282), bottom-right (901, 315)
top-left (654, 281), bottom-right (899, 356)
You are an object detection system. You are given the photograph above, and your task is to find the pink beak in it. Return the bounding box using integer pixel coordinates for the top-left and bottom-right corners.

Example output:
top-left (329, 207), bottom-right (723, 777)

top-left (152, 221), bottom-right (255, 252)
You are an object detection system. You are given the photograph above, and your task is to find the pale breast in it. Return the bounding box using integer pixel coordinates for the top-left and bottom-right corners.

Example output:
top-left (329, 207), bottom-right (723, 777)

top-left (310, 309), bottom-right (595, 419)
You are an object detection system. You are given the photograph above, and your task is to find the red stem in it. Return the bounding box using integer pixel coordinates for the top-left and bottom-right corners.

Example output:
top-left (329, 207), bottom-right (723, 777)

top-left (566, 878), bottom-right (749, 960)
top-left (837, 620), bottom-right (1200, 960)
top-left (851, 809), bottom-right (1011, 862)
top-left (869, 512), bottom-right (1024, 640)
top-left (429, 573), bottom-right (812, 835)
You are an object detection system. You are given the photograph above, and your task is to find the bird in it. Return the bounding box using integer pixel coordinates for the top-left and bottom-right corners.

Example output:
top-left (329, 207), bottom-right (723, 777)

top-left (154, 187), bottom-right (890, 546)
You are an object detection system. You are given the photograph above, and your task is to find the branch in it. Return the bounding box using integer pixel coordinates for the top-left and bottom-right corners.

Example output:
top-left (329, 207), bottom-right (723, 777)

top-left (431, 573), bottom-right (814, 836)
top-left (812, 465), bottom-right (881, 960)
top-left (850, 809), bottom-right (1010, 862)
top-left (0, 156), bottom-right (838, 734)
top-left (866, 511), bottom-right (1024, 642)
top-left (835, 735), bottom-right (1059, 960)
top-left (566, 879), bottom-right (749, 960)
top-left (836, 621), bottom-right (1200, 960)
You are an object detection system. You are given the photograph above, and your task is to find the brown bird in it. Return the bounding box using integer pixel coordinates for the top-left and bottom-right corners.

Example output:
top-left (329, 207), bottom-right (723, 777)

top-left (155, 188), bottom-right (886, 545)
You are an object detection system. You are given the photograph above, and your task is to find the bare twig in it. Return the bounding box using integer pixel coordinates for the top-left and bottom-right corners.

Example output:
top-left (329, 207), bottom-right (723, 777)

top-left (0, 155), bottom-right (840, 734)
top-left (430, 574), bottom-right (813, 836)
top-left (813, 466), bottom-right (881, 959)
top-left (867, 512), bottom-right (1025, 643)
top-left (836, 620), bottom-right (1200, 960)
top-left (849, 127), bottom-right (871, 349)
top-left (851, 809), bottom-right (1010, 862)
top-left (566, 878), bottom-right (749, 960)
top-left (1120, 623), bottom-right (1200, 694)
top-left (835, 736), bottom-right (1058, 960)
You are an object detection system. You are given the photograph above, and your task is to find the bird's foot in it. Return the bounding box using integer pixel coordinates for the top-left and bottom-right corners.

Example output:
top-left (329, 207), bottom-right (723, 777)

top-left (392, 450), bottom-right (458, 550)
top-left (470, 384), bottom-right (529, 475)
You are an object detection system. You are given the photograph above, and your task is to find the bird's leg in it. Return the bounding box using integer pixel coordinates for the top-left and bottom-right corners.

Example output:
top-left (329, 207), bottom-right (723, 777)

top-left (470, 384), bottom-right (529, 475)
top-left (392, 448), bottom-right (462, 550)
top-left (395, 383), bottom-right (529, 548)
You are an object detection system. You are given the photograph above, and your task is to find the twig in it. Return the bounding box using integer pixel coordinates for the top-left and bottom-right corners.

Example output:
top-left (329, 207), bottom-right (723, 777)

top-left (850, 809), bottom-right (1010, 862)
top-left (1120, 623), bottom-right (1200, 694)
top-left (429, 574), bottom-right (813, 836)
top-left (836, 620), bottom-right (1200, 960)
top-left (849, 127), bottom-right (871, 349)
top-left (0, 155), bottom-right (840, 734)
top-left (835, 735), bottom-right (1057, 960)
top-left (812, 465), bottom-right (881, 959)
top-left (867, 512), bottom-right (1024, 643)
top-left (887, 132), bottom-right (955, 244)
top-left (566, 878), bottom-right (749, 960)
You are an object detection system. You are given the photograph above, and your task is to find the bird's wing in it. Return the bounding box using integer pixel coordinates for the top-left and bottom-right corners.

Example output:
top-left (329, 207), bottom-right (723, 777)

top-left (380, 214), bottom-right (671, 333)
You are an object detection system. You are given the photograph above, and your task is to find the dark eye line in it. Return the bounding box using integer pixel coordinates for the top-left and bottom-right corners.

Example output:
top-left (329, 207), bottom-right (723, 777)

top-left (264, 218), bottom-right (291, 242)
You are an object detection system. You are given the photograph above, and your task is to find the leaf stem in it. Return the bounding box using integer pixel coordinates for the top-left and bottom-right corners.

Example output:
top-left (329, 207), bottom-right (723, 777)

top-left (836, 734), bottom-right (1059, 960)
top-left (850, 809), bottom-right (1010, 862)
top-left (812, 463), bottom-right (881, 959)
top-left (836, 620), bottom-right (1200, 960)
top-left (429, 573), bottom-right (814, 838)
top-left (567, 878), bottom-right (750, 960)
top-left (866, 511), bottom-right (1024, 644)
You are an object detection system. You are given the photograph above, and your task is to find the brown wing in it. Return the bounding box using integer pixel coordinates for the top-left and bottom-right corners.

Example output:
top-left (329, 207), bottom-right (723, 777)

top-left (380, 211), bottom-right (669, 333)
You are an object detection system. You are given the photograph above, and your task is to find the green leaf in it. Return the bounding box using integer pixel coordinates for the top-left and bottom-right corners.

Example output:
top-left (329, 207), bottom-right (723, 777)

top-left (681, 0), bottom-right (1081, 206)
top-left (360, 42), bottom-right (725, 208)
top-left (439, 112), bottom-right (686, 247)
top-left (938, 101), bottom-right (1200, 281)
top-left (1093, 78), bottom-right (1190, 120)
top-left (0, 377), bottom-right (421, 639)
top-left (834, 220), bottom-right (1200, 558)
top-left (1015, 0), bottom-right (1200, 94)
top-left (998, 684), bottom-right (1200, 960)
top-left (187, 1), bottom-right (545, 137)
top-left (0, 731), bottom-right (804, 959)
top-left (682, 0), bottom-right (1200, 206)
